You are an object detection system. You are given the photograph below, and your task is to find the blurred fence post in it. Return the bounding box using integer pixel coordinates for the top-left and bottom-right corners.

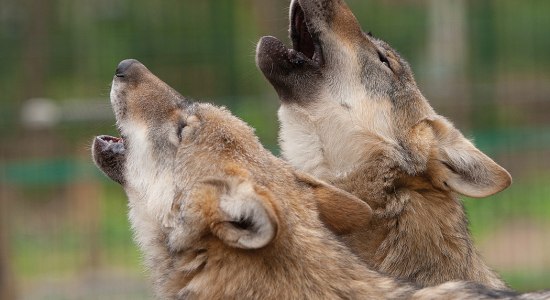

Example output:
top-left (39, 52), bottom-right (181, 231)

top-left (252, 0), bottom-right (288, 36)
top-left (20, 0), bottom-right (53, 103)
top-left (0, 185), bottom-right (16, 300)
top-left (70, 149), bottom-right (103, 272)
top-left (426, 0), bottom-right (470, 127)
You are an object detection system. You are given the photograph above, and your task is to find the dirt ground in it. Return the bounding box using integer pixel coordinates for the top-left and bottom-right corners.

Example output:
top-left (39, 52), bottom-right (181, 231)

top-left (479, 219), bottom-right (550, 271)
top-left (20, 270), bottom-right (151, 300)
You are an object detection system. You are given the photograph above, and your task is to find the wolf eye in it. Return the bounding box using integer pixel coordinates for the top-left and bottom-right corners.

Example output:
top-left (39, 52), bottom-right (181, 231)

top-left (377, 50), bottom-right (391, 69)
top-left (176, 121), bottom-right (187, 141)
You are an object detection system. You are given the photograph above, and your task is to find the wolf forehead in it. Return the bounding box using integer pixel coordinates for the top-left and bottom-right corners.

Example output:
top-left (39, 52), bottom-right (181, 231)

top-left (180, 104), bottom-right (263, 153)
top-left (111, 59), bottom-right (255, 149)
top-left (93, 60), bottom-right (269, 190)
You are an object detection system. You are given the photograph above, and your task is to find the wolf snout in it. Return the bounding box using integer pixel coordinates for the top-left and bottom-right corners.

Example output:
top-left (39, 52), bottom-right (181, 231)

top-left (115, 58), bottom-right (144, 79)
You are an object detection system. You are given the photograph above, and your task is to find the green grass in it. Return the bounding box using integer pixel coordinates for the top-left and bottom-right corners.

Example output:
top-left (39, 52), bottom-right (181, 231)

top-left (465, 173), bottom-right (550, 291)
top-left (501, 271), bottom-right (550, 292)
top-left (465, 173), bottom-right (550, 237)
top-left (12, 183), bottom-right (142, 280)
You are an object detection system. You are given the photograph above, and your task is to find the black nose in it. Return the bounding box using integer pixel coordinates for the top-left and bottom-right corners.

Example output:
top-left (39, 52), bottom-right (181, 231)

top-left (115, 59), bottom-right (139, 78)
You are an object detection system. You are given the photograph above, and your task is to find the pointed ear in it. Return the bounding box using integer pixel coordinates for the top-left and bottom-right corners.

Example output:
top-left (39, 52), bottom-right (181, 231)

top-left (294, 172), bottom-right (373, 235)
top-left (427, 117), bottom-right (512, 198)
top-left (204, 178), bottom-right (278, 250)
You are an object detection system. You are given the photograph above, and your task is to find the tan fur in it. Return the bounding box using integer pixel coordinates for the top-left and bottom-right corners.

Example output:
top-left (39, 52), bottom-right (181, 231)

top-left (91, 60), bottom-right (550, 299)
top-left (257, 0), bottom-right (513, 289)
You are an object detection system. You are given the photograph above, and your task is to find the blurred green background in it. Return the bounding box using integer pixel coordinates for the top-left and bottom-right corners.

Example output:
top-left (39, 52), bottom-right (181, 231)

top-left (1, 0), bottom-right (549, 299)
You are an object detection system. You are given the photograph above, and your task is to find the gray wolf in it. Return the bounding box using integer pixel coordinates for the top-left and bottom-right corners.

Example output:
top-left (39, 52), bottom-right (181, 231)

top-left (91, 59), bottom-right (550, 299)
top-left (256, 0), bottom-right (512, 289)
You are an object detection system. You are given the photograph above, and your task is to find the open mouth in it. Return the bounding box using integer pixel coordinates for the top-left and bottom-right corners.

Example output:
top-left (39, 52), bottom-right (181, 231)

top-left (92, 135), bottom-right (126, 185)
top-left (96, 135), bottom-right (125, 152)
top-left (255, 0), bottom-right (327, 100)
top-left (290, 2), bottom-right (324, 66)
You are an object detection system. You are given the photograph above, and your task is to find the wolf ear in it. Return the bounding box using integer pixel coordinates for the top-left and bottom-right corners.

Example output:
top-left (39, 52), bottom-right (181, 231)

top-left (205, 178), bottom-right (278, 250)
top-left (294, 172), bottom-right (373, 234)
top-left (426, 117), bottom-right (512, 198)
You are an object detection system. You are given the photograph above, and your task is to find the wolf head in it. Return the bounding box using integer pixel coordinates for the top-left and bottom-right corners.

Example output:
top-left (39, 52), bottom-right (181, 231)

top-left (256, 0), bottom-right (511, 198)
top-left (92, 59), bottom-right (378, 296)
top-left (92, 60), bottom-right (376, 297)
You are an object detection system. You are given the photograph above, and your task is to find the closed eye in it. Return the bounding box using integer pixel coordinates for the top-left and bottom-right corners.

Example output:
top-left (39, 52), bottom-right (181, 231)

top-left (177, 121), bottom-right (187, 141)
top-left (377, 50), bottom-right (391, 70)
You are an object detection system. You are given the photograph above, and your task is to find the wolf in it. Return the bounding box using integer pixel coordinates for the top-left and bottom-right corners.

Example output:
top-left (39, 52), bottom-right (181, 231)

top-left (256, 0), bottom-right (512, 289)
top-left (92, 59), bottom-right (548, 299)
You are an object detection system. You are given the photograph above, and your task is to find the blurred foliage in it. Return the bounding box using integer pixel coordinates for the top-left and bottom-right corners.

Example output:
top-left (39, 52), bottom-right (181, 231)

top-left (12, 183), bottom-right (140, 279)
top-left (1, 0), bottom-right (550, 140)
top-left (0, 0), bottom-right (283, 147)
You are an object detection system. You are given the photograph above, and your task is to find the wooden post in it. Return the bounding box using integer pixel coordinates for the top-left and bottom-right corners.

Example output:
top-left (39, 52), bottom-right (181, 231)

top-left (426, 0), bottom-right (470, 128)
top-left (0, 184), bottom-right (16, 300)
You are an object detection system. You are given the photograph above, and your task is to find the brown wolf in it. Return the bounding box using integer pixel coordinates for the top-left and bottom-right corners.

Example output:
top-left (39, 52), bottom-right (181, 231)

top-left (256, 0), bottom-right (512, 289)
top-left (92, 59), bottom-right (549, 299)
